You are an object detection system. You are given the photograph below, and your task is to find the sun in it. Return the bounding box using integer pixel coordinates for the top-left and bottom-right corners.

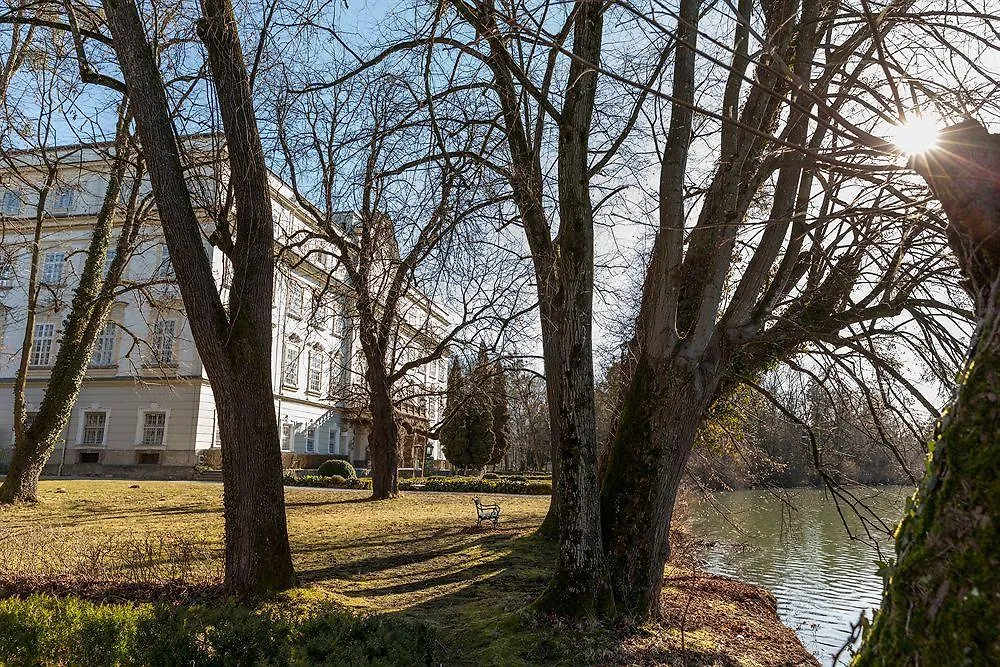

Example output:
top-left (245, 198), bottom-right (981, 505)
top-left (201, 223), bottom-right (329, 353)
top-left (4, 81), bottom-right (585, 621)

top-left (888, 116), bottom-right (940, 155)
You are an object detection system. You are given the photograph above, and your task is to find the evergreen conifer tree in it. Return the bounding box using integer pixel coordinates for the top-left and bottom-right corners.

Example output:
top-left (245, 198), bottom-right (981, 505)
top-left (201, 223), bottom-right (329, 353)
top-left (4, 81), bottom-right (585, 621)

top-left (441, 358), bottom-right (470, 469)
top-left (464, 344), bottom-right (496, 471)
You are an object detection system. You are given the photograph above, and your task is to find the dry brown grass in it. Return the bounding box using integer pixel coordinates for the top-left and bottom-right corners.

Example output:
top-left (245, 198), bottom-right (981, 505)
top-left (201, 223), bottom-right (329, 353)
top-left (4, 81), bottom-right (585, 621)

top-left (0, 480), bottom-right (815, 666)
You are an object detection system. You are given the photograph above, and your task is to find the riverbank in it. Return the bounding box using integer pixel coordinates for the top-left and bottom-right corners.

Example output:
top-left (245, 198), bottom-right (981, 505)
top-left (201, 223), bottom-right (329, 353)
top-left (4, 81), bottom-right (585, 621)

top-left (0, 480), bottom-right (816, 665)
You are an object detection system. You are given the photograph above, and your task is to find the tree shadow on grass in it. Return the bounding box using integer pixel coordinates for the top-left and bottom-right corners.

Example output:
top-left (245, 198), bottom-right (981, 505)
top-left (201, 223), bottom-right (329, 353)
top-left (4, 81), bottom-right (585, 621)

top-left (318, 526), bottom-right (815, 666)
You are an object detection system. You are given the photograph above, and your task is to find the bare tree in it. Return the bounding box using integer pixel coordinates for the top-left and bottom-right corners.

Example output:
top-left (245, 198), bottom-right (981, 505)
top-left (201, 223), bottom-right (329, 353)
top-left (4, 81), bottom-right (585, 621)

top-left (597, 0), bottom-right (982, 619)
top-left (413, 0), bottom-right (616, 617)
top-left (95, 0), bottom-right (296, 596)
top-left (361, 0), bottom-right (979, 622)
top-left (276, 68), bottom-right (532, 499)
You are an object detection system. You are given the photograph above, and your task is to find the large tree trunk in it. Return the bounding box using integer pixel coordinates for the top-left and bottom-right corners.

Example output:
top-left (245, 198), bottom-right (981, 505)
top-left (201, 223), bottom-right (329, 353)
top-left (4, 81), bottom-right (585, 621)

top-left (854, 122), bottom-right (1000, 664)
top-left (448, 0), bottom-right (610, 617)
top-left (531, 0), bottom-right (613, 619)
top-left (215, 366), bottom-right (295, 595)
top-left (600, 357), bottom-right (715, 618)
top-left (533, 298), bottom-right (613, 618)
top-left (102, 0), bottom-right (296, 597)
top-left (368, 369), bottom-right (400, 500)
top-left (854, 301), bottom-right (1000, 664)
top-left (596, 0), bottom-right (705, 619)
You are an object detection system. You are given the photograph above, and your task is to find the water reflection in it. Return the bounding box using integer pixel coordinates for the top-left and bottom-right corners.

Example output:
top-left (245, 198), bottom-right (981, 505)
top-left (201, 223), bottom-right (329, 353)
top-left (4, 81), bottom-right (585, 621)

top-left (686, 487), bottom-right (910, 666)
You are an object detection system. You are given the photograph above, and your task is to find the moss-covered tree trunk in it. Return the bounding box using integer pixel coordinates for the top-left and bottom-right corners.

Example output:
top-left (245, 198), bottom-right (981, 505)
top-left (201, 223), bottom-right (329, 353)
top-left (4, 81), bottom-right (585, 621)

top-left (855, 122), bottom-right (1000, 664)
top-left (0, 133), bottom-right (134, 503)
top-left (600, 357), bottom-right (715, 617)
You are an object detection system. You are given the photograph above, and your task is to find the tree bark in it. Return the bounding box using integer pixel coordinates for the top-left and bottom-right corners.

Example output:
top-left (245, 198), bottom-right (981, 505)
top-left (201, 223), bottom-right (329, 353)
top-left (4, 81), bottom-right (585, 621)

top-left (600, 358), bottom-right (715, 617)
top-left (531, 0), bottom-right (613, 619)
top-left (447, 0), bottom-right (610, 616)
top-left (102, 0), bottom-right (295, 597)
top-left (855, 122), bottom-right (1000, 664)
top-left (367, 363), bottom-right (400, 500)
top-left (4, 178), bottom-right (50, 502)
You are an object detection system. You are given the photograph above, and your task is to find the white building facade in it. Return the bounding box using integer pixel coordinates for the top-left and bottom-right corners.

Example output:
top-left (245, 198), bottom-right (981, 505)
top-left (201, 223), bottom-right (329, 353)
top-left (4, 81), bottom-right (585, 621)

top-left (0, 145), bottom-right (449, 475)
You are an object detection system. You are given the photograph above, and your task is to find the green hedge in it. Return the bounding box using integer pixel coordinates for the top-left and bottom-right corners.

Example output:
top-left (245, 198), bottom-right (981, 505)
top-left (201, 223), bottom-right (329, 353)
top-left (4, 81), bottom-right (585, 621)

top-left (399, 476), bottom-right (552, 495)
top-left (285, 475), bottom-right (372, 490)
top-left (0, 592), bottom-right (432, 666)
top-left (283, 475), bottom-right (551, 495)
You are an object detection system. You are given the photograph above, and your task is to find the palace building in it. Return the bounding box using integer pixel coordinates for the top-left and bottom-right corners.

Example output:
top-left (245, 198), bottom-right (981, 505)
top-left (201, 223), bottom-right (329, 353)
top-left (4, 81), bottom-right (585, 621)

top-left (0, 142), bottom-right (449, 475)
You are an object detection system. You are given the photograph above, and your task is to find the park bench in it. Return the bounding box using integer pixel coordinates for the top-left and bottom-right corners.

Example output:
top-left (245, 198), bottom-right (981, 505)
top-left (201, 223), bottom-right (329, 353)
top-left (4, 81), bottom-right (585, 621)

top-left (474, 496), bottom-right (501, 528)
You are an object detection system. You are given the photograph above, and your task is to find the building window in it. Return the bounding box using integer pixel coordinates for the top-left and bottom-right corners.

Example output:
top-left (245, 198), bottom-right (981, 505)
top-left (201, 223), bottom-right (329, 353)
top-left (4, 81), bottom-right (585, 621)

top-left (307, 350), bottom-right (323, 393)
top-left (331, 306), bottom-right (342, 337)
top-left (287, 282), bottom-right (304, 319)
top-left (283, 343), bottom-right (300, 387)
top-left (78, 451), bottom-right (100, 464)
top-left (1, 190), bottom-right (22, 215)
top-left (310, 293), bottom-right (329, 329)
top-left (104, 249), bottom-right (117, 277)
top-left (313, 301), bottom-right (330, 330)
top-left (30, 322), bottom-right (55, 366)
top-left (305, 427), bottom-right (316, 453)
top-left (281, 422), bottom-right (293, 451)
top-left (91, 321), bottom-right (116, 366)
top-left (41, 251), bottom-right (65, 285)
top-left (52, 187), bottom-right (75, 212)
top-left (141, 411), bottom-right (166, 446)
top-left (153, 247), bottom-right (174, 279)
top-left (150, 319), bottom-right (176, 365)
top-left (136, 451), bottom-right (161, 465)
top-left (328, 429), bottom-right (338, 454)
top-left (81, 411), bottom-right (107, 445)
top-left (328, 353), bottom-right (345, 397)
top-left (0, 254), bottom-right (15, 288)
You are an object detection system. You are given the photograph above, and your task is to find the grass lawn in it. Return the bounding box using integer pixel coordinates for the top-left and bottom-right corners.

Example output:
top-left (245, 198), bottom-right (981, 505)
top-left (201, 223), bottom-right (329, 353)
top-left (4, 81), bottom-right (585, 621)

top-left (0, 480), bottom-right (816, 666)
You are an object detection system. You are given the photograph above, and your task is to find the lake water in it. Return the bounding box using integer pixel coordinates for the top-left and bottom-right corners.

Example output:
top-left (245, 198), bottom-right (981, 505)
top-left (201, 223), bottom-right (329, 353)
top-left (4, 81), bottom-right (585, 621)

top-left (686, 487), bottom-right (911, 666)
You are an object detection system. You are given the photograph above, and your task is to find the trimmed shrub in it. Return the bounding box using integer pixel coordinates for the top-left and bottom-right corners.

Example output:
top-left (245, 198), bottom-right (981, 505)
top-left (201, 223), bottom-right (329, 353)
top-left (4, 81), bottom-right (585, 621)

top-left (328, 475), bottom-right (347, 485)
top-left (482, 472), bottom-right (500, 480)
top-left (317, 459), bottom-right (356, 479)
top-left (198, 449), bottom-right (223, 470)
top-left (0, 593), bottom-right (433, 666)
